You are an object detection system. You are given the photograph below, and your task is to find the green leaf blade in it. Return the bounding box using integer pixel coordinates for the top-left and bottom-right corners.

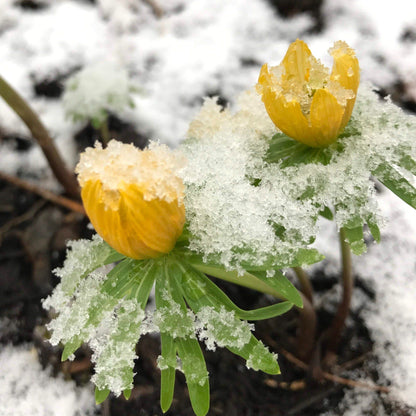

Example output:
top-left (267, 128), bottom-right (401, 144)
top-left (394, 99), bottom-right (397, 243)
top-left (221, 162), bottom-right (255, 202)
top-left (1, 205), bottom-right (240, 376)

top-left (176, 338), bottom-right (210, 416)
top-left (95, 387), bottom-right (110, 405)
top-left (373, 162), bottom-right (416, 210)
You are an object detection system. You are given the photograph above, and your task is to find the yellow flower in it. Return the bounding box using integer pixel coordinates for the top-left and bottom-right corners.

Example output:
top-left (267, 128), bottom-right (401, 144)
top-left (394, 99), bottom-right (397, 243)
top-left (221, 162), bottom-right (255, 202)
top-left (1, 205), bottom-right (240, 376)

top-left (257, 40), bottom-right (360, 147)
top-left (76, 140), bottom-right (186, 259)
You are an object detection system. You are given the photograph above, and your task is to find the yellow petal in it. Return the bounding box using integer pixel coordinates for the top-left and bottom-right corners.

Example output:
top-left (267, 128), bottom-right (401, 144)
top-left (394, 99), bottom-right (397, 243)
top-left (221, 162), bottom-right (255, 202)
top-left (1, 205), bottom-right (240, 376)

top-left (265, 94), bottom-right (313, 145)
top-left (259, 64), bottom-right (315, 145)
top-left (81, 179), bottom-right (185, 260)
top-left (309, 89), bottom-right (345, 146)
top-left (281, 39), bottom-right (312, 84)
top-left (330, 41), bottom-right (360, 131)
top-left (77, 141), bottom-right (186, 259)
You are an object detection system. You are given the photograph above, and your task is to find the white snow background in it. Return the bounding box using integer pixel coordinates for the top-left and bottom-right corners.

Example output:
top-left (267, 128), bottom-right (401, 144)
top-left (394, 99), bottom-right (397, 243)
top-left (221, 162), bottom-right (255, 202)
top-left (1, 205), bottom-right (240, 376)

top-left (1, 0), bottom-right (416, 415)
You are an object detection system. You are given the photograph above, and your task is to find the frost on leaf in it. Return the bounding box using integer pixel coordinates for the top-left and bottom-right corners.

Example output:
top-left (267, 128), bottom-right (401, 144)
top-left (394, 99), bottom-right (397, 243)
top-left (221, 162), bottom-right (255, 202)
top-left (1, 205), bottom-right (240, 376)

top-left (182, 83), bottom-right (416, 260)
top-left (246, 342), bottom-right (278, 372)
top-left (91, 300), bottom-right (145, 395)
top-left (153, 289), bottom-right (195, 338)
top-left (196, 306), bottom-right (253, 351)
top-left (45, 270), bottom-right (118, 347)
top-left (51, 234), bottom-right (116, 299)
top-left (181, 90), bottom-right (319, 271)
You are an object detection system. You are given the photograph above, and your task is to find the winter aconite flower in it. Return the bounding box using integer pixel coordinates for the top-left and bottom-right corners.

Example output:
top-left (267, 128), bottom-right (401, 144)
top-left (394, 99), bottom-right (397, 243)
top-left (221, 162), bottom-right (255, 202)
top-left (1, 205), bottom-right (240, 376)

top-left (257, 40), bottom-right (360, 147)
top-left (76, 140), bottom-right (186, 259)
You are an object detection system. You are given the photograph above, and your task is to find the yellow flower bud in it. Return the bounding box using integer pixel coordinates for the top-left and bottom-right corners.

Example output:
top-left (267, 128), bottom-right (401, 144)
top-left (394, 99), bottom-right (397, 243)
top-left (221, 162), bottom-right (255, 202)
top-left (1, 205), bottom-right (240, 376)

top-left (76, 140), bottom-right (186, 259)
top-left (257, 40), bottom-right (360, 147)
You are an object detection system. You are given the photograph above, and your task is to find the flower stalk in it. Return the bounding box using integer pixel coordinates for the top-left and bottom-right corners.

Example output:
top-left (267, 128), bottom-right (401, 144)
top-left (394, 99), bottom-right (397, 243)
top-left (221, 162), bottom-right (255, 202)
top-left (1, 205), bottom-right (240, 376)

top-left (0, 74), bottom-right (80, 198)
top-left (293, 266), bottom-right (314, 304)
top-left (325, 227), bottom-right (353, 358)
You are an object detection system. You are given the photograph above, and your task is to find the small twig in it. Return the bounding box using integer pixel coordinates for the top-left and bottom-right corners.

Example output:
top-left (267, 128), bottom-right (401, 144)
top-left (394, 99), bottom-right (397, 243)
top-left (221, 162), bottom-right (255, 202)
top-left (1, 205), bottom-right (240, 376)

top-left (0, 199), bottom-right (46, 242)
top-left (278, 347), bottom-right (390, 393)
top-left (0, 75), bottom-right (80, 197)
top-left (142, 0), bottom-right (163, 18)
top-left (0, 171), bottom-right (85, 215)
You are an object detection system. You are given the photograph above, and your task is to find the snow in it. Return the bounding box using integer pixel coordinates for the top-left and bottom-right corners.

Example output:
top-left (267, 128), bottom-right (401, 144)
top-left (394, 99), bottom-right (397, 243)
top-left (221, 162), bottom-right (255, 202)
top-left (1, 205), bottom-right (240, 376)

top-left (0, 344), bottom-right (95, 416)
top-left (2, 0), bottom-right (416, 414)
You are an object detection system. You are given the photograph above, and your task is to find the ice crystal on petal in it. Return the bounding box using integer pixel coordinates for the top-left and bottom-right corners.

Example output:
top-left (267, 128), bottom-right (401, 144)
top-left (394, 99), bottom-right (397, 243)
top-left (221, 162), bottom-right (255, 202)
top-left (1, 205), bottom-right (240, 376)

top-left (196, 306), bottom-right (253, 351)
top-left (77, 140), bottom-right (185, 204)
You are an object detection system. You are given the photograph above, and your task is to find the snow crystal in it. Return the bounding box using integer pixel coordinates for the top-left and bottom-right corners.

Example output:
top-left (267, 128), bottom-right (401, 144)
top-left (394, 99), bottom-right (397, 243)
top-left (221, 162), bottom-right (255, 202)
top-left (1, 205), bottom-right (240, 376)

top-left (0, 345), bottom-right (95, 416)
top-left (181, 79), bottom-right (416, 270)
top-left (63, 61), bottom-right (136, 126)
top-left (0, 0), bottom-right (17, 31)
top-left (196, 306), bottom-right (253, 351)
top-left (76, 140), bottom-right (186, 204)
top-left (181, 91), bottom-right (318, 270)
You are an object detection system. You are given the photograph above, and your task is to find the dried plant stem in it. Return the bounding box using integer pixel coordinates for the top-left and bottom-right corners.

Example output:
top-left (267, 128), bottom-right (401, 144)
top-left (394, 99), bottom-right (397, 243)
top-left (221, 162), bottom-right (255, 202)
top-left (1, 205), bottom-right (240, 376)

top-left (0, 75), bottom-right (79, 198)
top-left (142, 0), bottom-right (163, 17)
top-left (278, 347), bottom-right (390, 393)
top-left (293, 266), bottom-right (314, 304)
top-left (0, 171), bottom-right (85, 215)
top-left (325, 227), bottom-right (353, 355)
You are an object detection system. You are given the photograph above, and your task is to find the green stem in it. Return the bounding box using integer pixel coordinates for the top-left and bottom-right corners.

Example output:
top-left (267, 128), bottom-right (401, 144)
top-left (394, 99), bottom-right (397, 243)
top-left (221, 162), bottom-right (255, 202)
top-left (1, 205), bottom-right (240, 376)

top-left (99, 118), bottom-right (110, 146)
top-left (293, 266), bottom-right (314, 304)
top-left (0, 75), bottom-right (80, 198)
top-left (191, 264), bottom-right (283, 299)
top-left (326, 227), bottom-right (353, 355)
top-left (295, 293), bottom-right (317, 362)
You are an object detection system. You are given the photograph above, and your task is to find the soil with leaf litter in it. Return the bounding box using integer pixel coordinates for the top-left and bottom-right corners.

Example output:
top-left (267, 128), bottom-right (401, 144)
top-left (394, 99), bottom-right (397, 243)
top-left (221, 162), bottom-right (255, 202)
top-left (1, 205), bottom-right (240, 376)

top-left (1, 170), bottom-right (414, 415)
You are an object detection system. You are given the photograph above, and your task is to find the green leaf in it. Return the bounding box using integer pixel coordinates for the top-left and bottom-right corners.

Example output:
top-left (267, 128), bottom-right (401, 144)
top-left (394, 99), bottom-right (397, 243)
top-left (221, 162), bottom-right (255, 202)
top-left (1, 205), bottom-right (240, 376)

top-left (227, 336), bottom-right (280, 375)
top-left (373, 162), bottom-right (416, 210)
top-left (159, 333), bottom-right (176, 413)
top-left (247, 270), bottom-right (303, 308)
top-left (367, 218), bottom-right (381, 243)
top-left (343, 224), bottom-right (366, 255)
top-left (61, 338), bottom-right (82, 361)
top-left (95, 387), bottom-right (110, 404)
top-left (177, 246), bottom-right (323, 272)
top-left (319, 206), bottom-right (334, 220)
top-left (398, 152), bottom-right (416, 176)
top-left (265, 133), bottom-right (332, 166)
top-left (176, 337), bottom-right (210, 416)
top-left (123, 389), bottom-right (132, 400)
top-left (102, 259), bottom-right (157, 307)
top-left (156, 261), bottom-right (210, 416)
top-left (285, 248), bottom-right (325, 269)
top-left (176, 260), bottom-right (294, 320)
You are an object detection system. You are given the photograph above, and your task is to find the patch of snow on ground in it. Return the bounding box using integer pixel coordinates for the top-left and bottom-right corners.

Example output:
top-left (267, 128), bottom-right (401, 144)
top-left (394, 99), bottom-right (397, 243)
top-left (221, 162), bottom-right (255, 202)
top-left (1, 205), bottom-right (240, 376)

top-left (0, 344), bottom-right (96, 416)
top-left (313, 188), bottom-right (416, 413)
top-left (356, 189), bottom-right (416, 408)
